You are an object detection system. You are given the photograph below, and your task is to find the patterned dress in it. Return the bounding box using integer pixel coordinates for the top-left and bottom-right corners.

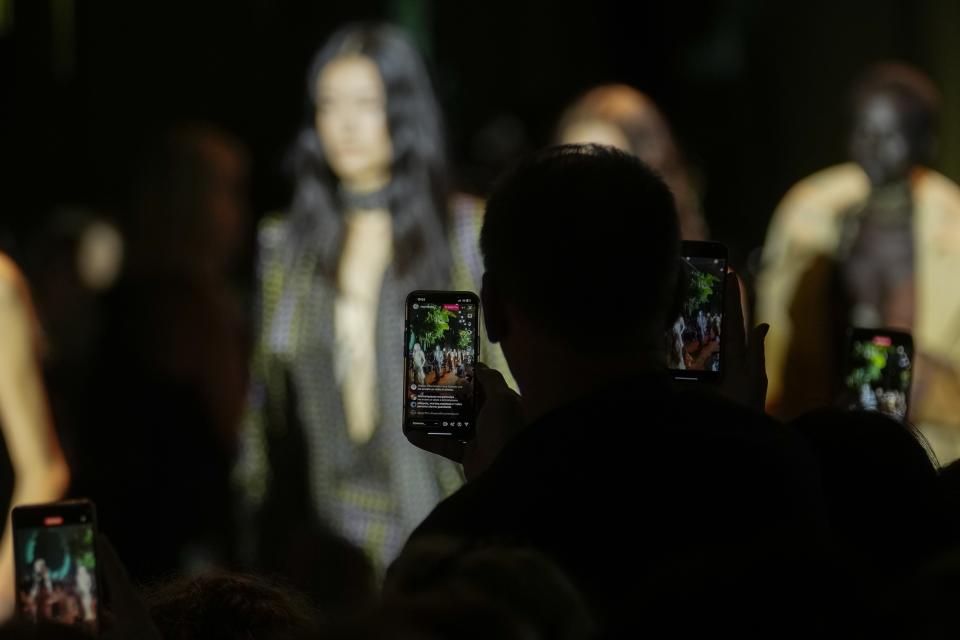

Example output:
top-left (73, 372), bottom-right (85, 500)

top-left (237, 216), bottom-right (464, 572)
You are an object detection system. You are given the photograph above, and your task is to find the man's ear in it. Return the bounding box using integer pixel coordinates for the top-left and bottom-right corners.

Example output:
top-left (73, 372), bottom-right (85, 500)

top-left (481, 272), bottom-right (508, 344)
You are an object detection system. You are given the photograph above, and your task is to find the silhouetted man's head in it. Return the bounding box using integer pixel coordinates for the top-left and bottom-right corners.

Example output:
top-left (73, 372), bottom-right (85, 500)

top-left (849, 62), bottom-right (941, 186)
top-left (480, 144), bottom-right (679, 357)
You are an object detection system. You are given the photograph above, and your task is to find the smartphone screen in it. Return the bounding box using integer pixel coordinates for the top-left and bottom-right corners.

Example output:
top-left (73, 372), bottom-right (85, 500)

top-left (403, 291), bottom-right (480, 439)
top-left (12, 500), bottom-right (98, 632)
top-left (666, 241), bottom-right (728, 381)
top-left (842, 329), bottom-right (913, 421)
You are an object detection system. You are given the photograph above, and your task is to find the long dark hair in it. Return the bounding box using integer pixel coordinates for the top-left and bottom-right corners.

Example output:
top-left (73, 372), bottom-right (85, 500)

top-left (287, 23), bottom-right (450, 283)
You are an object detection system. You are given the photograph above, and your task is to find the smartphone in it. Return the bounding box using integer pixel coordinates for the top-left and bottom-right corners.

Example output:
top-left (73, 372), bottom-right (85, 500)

top-left (12, 500), bottom-right (99, 632)
top-left (404, 291), bottom-right (480, 440)
top-left (842, 328), bottom-right (913, 421)
top-left (665, 241), bottom-right (728, 382)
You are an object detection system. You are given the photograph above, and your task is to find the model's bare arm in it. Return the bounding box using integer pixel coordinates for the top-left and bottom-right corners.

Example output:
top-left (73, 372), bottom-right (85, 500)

top-left (0, 255), bottom-right (70, 619)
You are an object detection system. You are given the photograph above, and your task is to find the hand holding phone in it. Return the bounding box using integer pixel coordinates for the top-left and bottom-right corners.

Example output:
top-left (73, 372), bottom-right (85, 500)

top-left (403, 291), bottom-right (480, 441)
top-left (841, 328), bottom-right (913, 421)
top-left (406, 363), bottom-right (524, 481)
top-left (715, 272), bottom-right (770, 412)
top-left (12, 500), bottom-right (99, 632)
top-left (666, 241), bottom-right (728, 382)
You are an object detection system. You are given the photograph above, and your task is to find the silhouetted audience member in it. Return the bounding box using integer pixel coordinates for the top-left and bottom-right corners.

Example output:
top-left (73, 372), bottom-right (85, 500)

top-left (257, 521), bottom-right (377, 617)
top-left (385, 536), bottom-right (595, 640)
top-left (329, 597), bottom-right (536, 640)
top-left (791, 409), bottom-right (953, 589)
top-left (402, 145), bottom-right (837, 635)
top-left (0, 622), bottom-right (88, 639)
top-left (881, 545), bottom-right (960, 640)
top-left (145, 572), bottom-right (321, 640)
top-left (854, 447), bottom-right (960, 637)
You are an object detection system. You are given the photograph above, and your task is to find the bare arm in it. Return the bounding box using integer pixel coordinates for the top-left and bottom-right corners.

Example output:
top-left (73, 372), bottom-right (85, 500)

top-left (0, 256), bottom-right (70, 619)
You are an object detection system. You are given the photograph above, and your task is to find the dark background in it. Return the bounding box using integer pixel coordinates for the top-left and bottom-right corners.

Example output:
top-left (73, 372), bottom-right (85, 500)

top-left (3, 0), bottom-right (960, 272)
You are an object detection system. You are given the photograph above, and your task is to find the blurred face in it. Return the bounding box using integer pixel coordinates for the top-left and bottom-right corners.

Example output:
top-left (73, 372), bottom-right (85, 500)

top-left (315, 55), bottom-right (392, 192)
top-left (850, 93), bottom-right (913, 186)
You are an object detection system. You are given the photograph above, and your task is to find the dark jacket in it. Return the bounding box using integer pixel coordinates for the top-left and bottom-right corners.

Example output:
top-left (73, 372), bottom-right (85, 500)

top-left (402, 374), bottom-right (841, 635)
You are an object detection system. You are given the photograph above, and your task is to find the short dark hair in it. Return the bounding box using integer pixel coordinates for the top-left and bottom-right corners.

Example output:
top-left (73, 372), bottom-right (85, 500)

top-left (145, 572), bottom-right (321, 640)
top-left (850, 62), bottom-right (941, 163)
top-left (480, 144), bottom-right (679, 347)
top-left (384, 536), bottom-right (595, 640)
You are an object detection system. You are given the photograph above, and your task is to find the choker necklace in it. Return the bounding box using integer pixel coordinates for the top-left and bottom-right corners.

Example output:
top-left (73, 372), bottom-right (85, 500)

top-left (338, 184), bottom-right (390, 211)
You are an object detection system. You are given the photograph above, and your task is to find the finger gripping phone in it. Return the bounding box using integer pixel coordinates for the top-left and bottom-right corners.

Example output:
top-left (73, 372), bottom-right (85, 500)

top-left (403, 291), bottom-right (480, 440)
top-left (12, 500), bottom-right (99, 633)
top-left (665, 241), bottom-right (728, 382)
top-left (842, 328), bottom-right (913, 421)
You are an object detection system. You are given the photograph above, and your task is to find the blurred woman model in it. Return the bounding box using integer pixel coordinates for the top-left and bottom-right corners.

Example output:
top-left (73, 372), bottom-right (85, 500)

top-left (238, 24), bottom-right (461, 571)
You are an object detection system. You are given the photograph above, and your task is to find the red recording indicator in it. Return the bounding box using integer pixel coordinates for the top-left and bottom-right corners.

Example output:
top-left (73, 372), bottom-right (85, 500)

top-left (872, 336), bottom-right (893, 347)
top-left (43, 516), bottom-right (64, 526)
top-left (442, 304), bottom-right (460, 311)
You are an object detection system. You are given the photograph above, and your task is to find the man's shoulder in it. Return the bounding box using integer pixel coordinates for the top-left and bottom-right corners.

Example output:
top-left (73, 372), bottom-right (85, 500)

top-left (673, 389), bottom-right (805, 450)
top-left (669, 391), bottom-right (822, 497)
top-left (673, 387), bottom-right (778, 425)
top-left (416, 384), bottom-right (799, 510)
top-left (407, 389), bottom-right (818, 549)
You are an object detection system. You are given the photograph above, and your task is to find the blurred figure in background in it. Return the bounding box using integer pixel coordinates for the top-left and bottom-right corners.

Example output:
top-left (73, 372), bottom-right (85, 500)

top-left (0, 254), bottom-right (70, 620)
top-left (236, 23), bottom-right (461, 574)
top-left (557, 84), bottom-right (709, 241)
top-left (121, 123), bottom-right (251, 451)
top-left (78, 124), bottom-right (250, 580)
top-left (757, 62), bottom-right (960, 463)
top-left (791, 409), bottom-right (952, 598)
top-left (450, 85), bottom-right (709, 391)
